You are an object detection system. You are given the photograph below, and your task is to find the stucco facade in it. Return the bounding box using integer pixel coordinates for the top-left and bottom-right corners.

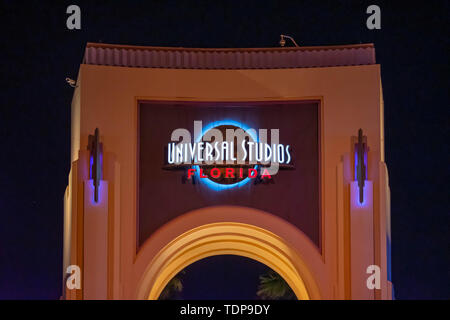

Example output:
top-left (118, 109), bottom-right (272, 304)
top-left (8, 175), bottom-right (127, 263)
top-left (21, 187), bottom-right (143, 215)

top-left (63, 42), bottom-right (392, 300)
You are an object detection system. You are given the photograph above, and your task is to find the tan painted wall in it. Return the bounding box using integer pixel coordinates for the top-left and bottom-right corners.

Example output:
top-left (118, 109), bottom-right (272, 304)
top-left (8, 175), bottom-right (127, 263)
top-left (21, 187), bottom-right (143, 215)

top-left (65, 62), bottom-right (387, 299)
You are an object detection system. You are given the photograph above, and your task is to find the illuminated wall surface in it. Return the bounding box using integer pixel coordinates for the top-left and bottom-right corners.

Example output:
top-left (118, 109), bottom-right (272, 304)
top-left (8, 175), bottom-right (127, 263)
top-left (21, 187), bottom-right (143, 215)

top-left (138, 101), bottom-right (320, 248)
top-left (63, 42), bottom-right (393, 300)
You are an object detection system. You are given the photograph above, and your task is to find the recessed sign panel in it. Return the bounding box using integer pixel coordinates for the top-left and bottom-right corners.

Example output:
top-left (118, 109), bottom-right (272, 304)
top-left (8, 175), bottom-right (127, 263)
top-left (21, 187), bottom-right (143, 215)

top-left (138, 101), bottom-right (320, 249)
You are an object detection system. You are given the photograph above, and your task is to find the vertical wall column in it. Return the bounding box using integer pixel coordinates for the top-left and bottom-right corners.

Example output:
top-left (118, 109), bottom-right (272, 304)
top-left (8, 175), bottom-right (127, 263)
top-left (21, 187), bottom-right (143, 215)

top-left (83, 180), bottom-right (109, 299)
top-left (379, 161), bottom-right (393, 299)
top-left (350, 181), bottom-right (374, 299)
top-left (63, 151), bottom-right (89, 300)
top-left (336, 161), bottom-right (347, 299)
top-left (63, 134), bottom-right (121, 299)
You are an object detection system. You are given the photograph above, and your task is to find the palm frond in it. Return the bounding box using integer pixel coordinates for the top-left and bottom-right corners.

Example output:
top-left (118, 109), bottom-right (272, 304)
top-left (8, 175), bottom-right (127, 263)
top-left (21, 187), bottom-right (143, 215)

top-left (158, 270), bottom-right (186, 300)
top-left (257, 270), bottom-right (295, 300)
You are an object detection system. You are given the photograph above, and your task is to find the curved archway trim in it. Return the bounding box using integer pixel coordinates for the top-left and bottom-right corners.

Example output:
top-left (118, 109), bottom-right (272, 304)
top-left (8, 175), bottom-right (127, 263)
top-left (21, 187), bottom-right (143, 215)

top-left (135, 209), bottom-right (323, 300)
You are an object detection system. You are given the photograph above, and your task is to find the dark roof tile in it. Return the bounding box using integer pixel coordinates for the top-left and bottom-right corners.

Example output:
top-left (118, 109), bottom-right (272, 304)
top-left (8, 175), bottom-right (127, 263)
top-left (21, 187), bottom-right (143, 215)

top-left (83, 43), bottom-right (376, 69)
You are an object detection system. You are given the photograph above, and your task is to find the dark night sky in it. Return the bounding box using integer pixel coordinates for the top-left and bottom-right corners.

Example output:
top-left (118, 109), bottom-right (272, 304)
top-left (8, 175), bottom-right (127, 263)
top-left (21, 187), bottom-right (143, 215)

top-left (163, 255), bottom-right (286, 300)
top-left (0, 0), bottom-right (448, 299)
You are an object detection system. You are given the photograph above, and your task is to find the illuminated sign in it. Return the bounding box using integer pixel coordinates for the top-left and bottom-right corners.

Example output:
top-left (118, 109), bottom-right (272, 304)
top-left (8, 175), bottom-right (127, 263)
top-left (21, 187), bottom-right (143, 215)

top-left (165, 120), bottom-right (293, 190)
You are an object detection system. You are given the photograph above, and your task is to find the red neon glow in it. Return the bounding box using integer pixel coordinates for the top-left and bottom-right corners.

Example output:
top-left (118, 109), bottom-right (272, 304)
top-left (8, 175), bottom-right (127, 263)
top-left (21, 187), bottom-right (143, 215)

top-left (186, 168), bottom-right (271, 180)
top-left (225, 168), bottom-right (235, 178)
top-left (187, 168), bottom-right (196, 179)
top-left (261, 168), bottom-right (272, 179)
top-left (199, 169), bottom-right (208, 178)
top-left (248, 169), bottom-right (257, 178)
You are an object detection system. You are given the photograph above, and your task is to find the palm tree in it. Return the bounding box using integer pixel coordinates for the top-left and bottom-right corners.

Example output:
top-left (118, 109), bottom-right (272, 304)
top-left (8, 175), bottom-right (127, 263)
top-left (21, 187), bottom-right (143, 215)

top-left (257, 270), bottom-right (295, 300)
top-left (159, 270), bottom-right (185, 300)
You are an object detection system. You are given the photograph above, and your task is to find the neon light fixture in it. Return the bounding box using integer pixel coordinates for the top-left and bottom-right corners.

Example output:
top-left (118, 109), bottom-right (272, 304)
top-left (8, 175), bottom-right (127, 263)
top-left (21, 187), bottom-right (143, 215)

top-left (354, 128), bottom-right (368, 204)
top-left (194, 119), bottom-right (258, 191)
top-left (87, 128), bottom-right (103, 202)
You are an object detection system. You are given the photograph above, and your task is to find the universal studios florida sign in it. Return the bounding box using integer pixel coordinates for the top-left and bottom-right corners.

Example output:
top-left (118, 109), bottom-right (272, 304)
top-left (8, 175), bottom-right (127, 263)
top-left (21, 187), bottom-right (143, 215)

top-left (164, 120), bottom-right (293, 188)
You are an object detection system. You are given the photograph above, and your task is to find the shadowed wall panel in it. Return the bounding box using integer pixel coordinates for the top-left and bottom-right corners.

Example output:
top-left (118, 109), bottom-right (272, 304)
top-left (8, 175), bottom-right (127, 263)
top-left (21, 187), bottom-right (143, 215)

top-left (138, 100), bottom-right (320, 249)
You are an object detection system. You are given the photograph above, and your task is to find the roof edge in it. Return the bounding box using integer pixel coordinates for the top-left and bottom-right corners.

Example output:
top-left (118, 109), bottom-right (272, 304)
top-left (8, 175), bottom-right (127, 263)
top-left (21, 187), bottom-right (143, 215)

top-left (85, 42), bottom-right (374, 52)
top-left (83, 42), bottom-right (376, 69)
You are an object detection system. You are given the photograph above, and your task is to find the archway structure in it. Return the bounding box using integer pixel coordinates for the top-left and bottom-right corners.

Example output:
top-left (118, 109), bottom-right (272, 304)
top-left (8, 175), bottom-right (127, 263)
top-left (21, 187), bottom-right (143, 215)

top-left (63, 42), bottom-right (393, 300)
top-left (135, 206), bottom-right (324, 300)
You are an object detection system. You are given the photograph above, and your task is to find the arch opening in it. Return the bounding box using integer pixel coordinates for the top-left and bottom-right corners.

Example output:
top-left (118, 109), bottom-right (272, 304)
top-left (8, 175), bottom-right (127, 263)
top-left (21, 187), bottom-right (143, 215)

top-left (136, 220), bottom-right (321, 300)
top-left (159, 255), bottom-right (297, 300)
